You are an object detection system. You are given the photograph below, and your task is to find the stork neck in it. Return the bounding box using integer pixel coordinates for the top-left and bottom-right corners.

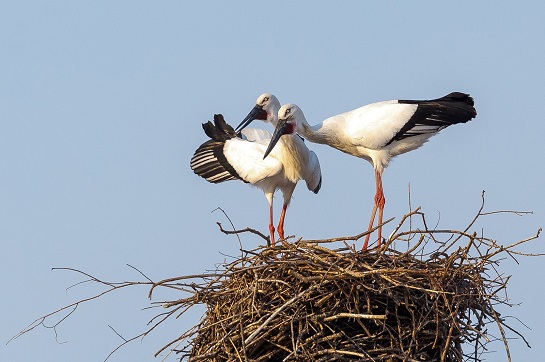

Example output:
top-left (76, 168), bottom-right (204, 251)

top-left (298, 119), bottom-right (329, 145)
top-left (279, 134), bottom-right (304, 157)
top-left (268, 113), bottom-right (278, 127)
top-left (274, 134), bottom-right (309, 182)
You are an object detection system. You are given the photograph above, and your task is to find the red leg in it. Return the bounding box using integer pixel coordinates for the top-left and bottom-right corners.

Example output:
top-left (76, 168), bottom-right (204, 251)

top-left (268, 203), bottom-right (276, 246)
top-left (362, 203), bottom-right (377, 251)
top-left (361, 169), bottom-right (385, 251)
top-left (277, 203), bottom-right (287, 245)
top-left (375, 170), bottom-right (385, 248)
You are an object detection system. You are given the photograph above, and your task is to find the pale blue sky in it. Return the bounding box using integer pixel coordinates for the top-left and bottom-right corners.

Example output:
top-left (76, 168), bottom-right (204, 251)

top-left (2, 2), bottom-right (544, 361)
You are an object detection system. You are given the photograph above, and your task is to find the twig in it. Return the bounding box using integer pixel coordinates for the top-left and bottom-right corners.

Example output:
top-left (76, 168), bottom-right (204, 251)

top-left (108, 325), bottom-right (128, 342)
top-left (244, 285), bottom-right (319, 346)
top-left (212, 207), bottom-right (245, 249)
top-left (323, 313), bottom-right (386, 321)
top-left (216, 222), bottom-right (269, 244)
top-left (303, 217), bottom-right (395, 243)
top-left (11, 196), bottom-right (541, 362)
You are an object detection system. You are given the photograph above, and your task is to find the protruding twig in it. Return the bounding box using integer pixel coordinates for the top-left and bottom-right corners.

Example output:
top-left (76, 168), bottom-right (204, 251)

top-left (10, 196), bottom-right (541, 362)
top-left (303, 217), bottom-right (395, 243)
top-left (216, 222), bottom-right (269, 244)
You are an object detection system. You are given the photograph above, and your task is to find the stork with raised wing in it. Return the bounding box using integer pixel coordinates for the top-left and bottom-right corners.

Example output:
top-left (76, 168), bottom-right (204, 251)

top-left (252, 92), bottom-right (477, 250)
top-left (191, 114), bottom-right (322, 246)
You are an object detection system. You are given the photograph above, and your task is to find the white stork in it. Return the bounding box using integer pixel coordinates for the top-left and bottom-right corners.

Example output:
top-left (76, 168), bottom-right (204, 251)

top-left (190, 114), bottom-right (322, 246)
top-left (253, 92), bottom-right (477, 251)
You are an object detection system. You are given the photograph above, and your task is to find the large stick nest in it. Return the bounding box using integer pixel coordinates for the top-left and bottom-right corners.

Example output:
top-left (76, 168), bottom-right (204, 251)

top-left (153, 206), bottom-right (539, 362)
top-left (11, 199), bottom-right (541, 361)
top-left (178, 245), bottom-right (491, 361)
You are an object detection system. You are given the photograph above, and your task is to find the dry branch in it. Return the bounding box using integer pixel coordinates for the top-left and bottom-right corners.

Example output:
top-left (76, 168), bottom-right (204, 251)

top-left (9, 200), bottom-right (541, 362)
top-left (169, 236), bottom-right (530, 362)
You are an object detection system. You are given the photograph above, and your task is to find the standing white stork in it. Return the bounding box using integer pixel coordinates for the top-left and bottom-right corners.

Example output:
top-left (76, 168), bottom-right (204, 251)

top-left (255, 92), bottom-right (477, 251)
top-left (190, 114), bottom-right (322, 246)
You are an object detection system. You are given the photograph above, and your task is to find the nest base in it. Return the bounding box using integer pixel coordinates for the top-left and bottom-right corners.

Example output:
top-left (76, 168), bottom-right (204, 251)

top-left (181, 241), bottom-right (496, 362)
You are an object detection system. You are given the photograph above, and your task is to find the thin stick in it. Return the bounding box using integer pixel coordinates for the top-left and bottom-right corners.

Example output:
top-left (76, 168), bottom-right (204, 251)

top-left (244, 285), bottom-right (319, 345)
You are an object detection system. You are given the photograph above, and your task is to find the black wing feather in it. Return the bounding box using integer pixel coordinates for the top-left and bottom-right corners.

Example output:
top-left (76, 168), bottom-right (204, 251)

top-left (388, 92), bottom-right (477, 145)
top-left (190, 114), bottom-right (248, 184)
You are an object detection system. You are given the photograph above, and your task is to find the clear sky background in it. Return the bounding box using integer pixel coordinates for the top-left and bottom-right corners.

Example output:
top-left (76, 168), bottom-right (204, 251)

top-left (2, 2), bottom-right (544, 361)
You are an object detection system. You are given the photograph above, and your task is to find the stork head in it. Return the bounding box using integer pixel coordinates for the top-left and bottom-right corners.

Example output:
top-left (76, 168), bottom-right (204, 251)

top-left (236, 93), bottom-right (280, 132)
top-left (263, 103), bottom-right (298, 159)
top-left (277, 103), bottom-right (302, 123)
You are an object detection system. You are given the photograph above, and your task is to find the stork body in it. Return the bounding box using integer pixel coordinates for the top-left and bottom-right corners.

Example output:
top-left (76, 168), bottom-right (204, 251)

top-left (255, 92), bottom-right (477, 250)
top-left (190, 114), bottom-right (321, 245)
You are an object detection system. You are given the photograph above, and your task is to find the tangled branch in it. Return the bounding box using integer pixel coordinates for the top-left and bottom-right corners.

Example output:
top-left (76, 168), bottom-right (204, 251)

top-left (9, 194), bottom-right (541, 362)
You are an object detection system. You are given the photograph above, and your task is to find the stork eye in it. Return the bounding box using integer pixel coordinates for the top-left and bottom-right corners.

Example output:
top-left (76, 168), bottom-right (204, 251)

top-left (264, 96), bottom-right (269, 102)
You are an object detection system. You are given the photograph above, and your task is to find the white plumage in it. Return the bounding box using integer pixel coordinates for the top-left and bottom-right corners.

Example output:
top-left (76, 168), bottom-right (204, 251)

top-left (237, 93), bottom-right (281, 131)
top-left (242, 92), bottom-right (477, 250)
top-left (190, 113), bottom-right (321, 246)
